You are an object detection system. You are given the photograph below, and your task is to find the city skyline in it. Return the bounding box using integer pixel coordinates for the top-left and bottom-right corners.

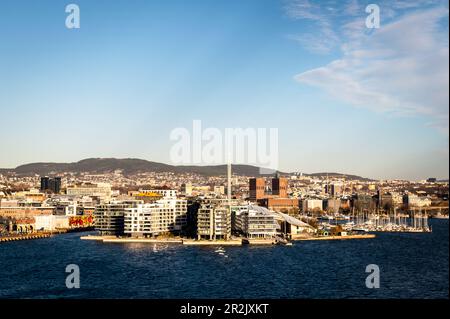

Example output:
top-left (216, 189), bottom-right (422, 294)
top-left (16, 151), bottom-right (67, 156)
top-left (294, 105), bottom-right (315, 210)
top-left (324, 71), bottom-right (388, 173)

top-left (0, 157), bottom-right (446, 182)
top-left (0, 0), bottom-right (448, 180)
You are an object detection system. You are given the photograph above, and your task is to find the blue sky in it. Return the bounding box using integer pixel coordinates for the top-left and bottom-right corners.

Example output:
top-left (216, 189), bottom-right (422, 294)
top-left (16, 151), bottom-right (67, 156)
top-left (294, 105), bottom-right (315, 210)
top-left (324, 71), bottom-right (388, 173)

top-left (0, 0), bottom-right (448, 180)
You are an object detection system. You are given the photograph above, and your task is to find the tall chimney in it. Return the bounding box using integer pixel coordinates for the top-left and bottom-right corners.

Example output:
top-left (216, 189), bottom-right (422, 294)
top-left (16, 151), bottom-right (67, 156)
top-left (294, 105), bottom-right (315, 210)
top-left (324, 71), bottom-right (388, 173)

top-left (227, 163), bottom-right (232, 203)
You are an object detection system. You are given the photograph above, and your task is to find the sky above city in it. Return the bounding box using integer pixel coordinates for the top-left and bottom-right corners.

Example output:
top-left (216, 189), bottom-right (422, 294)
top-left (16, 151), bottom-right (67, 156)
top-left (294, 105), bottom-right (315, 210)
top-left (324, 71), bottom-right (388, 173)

top-left (0, 0), bottom-right (448, 180)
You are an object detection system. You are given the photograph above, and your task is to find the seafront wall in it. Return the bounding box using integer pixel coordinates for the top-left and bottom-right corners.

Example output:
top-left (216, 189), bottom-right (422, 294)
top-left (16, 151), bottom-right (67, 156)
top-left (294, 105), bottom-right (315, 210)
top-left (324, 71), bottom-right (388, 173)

top-left (296, 234), bottom-right (376, 241)
top-left (80, 234), bottom-right (376, 245)
top-left (0, 233), bottom-right (51, 242)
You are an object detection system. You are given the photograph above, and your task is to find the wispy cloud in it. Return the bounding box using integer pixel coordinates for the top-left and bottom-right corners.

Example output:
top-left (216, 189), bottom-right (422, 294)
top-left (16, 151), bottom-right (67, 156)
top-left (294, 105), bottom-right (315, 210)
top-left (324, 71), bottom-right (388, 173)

top-left (286, 0), bottom-right (449, 134)
top-left (283, 0), bottom-right (341, 53)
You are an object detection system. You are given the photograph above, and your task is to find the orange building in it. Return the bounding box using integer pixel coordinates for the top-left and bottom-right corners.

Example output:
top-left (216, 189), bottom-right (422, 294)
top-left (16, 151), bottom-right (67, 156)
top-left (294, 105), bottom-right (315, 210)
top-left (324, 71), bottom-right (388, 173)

top-left (249, 176), bottom-right (299, 212)
top-left (257, 198), bottom-right (299, 212)
top-left (249, 178), bottom-right (265, 201)
top-left (272, 177), bottom-right (288, 198)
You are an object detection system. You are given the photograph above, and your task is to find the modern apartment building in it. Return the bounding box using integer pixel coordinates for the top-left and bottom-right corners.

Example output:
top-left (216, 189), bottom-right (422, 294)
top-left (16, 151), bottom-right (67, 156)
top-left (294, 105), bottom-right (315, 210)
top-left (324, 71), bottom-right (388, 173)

top-left (231, 205), bottom-right (248, 234)
top-left (197, 202), bottom-right (231, 240)
top-left (124, 199), bottom-right (187, 237)
top-left (94, 201), bottom-right (140, 236)
top-left (235, 205), bottom-right (278, 239)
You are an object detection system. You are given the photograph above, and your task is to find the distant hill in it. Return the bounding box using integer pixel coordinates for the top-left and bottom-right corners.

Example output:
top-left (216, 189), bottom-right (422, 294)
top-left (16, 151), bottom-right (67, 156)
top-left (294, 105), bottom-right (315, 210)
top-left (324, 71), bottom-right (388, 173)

top-left (0, 158), bottom-right (374, 180)
top-left (302, 172), bottom-right (374, 181)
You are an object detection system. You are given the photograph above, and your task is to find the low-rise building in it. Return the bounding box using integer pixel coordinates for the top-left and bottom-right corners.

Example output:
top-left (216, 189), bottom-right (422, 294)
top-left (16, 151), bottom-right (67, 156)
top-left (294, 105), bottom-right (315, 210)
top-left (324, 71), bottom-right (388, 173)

top-left (34, 215), bottom-right (69, 231)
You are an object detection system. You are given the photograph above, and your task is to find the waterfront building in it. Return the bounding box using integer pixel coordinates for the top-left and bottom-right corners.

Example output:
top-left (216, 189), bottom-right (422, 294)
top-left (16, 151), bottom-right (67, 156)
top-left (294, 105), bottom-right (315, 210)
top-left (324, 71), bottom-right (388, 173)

top-left (231, 205), bottom-right (248, 234)
top-left (235, 205), bottom-right (278, 239)
top-left (94, 201), bottom-right (140, 236)
top-left (124, 199), bottom-right (187, 237)
top-left (197, 202), bottom-right (231, 240)
top-left (277, 212), bottom-right (316, 238)
top-left (34, 215), bottom-right (69, 231)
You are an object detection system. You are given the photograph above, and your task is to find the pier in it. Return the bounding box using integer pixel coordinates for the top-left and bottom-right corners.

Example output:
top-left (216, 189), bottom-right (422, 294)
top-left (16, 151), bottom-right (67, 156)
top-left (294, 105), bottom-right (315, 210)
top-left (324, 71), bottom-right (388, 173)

top-left (183, 239), bottom-right (242, 246)
top-left (296, 234), bottom-right (376, 241)
top-left (81, 235), bottom-right (277, 245)
top-left (0, 233), bottom-right (51, 243)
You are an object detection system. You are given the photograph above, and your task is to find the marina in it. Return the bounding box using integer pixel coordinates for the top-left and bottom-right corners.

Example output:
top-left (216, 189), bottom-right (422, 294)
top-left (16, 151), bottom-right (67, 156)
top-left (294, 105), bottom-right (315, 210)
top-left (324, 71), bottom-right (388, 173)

top-left (315, 208), bottom-right (435, 234)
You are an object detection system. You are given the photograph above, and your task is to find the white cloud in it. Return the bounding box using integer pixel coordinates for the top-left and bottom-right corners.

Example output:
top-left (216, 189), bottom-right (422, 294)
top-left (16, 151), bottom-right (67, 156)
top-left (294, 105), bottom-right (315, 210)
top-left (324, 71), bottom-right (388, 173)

top-left (283, 0), bottom-right (341, 53)
top-left (289, 2), bottom-right (449, 134)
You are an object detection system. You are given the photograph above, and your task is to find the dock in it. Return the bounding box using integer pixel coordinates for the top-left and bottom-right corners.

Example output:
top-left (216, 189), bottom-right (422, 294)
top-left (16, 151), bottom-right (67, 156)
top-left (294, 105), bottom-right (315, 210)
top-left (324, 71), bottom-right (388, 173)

top-left (80, 235), bottom-right (182, 243)
top-left (80, 235), bottom-right (293, 246)
top-left (183, 239), bottom-right (242, 246)
top-left (104, 238), bottom-right (183, 244)
top-left (0, 233), bottom-right (51, 243)
top-left (295, 234), bottom-right (376, 241)
top-left (81, 235), bottom-right (243, 245)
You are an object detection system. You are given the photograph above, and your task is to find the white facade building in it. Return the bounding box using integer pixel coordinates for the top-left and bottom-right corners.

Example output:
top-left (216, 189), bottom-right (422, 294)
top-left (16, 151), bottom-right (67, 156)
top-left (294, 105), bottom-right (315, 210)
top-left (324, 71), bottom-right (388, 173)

top-left (139, 189), bottom-right (177, 199)
top-left (234, 205), bottom-right (278, 239)
top-left (197, 203), bottom-right (231, 240)
top-left (34, 215), bottom-right (69, 231)
top-left (403, 194), bottom-right (432, 207)
top-left (302, 199), bottom-right (323, 212)
top-left (124, 199), bottom-right (187, 237)
top-left (66, 183), bottom-right (112, 201)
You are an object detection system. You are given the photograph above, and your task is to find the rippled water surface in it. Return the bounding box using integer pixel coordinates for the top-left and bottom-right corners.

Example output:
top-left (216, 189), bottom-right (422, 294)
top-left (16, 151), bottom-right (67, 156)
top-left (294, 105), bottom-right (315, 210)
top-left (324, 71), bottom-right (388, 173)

top-left (0, 219), bottom-right (448, 298)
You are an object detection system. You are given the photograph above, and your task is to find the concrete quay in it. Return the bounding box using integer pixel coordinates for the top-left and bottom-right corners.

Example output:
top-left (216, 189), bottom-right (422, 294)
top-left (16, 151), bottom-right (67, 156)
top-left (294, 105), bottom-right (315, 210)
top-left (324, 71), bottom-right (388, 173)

top-left (0, 233), bottom-right (51, 243)
top-left (295, 234), bottom-right (376, 241)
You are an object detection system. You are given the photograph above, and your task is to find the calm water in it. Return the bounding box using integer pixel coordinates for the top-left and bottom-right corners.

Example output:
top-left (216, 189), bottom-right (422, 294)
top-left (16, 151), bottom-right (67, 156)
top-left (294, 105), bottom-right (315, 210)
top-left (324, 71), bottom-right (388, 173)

top-left (0, 219), bottom-right (448, 299)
